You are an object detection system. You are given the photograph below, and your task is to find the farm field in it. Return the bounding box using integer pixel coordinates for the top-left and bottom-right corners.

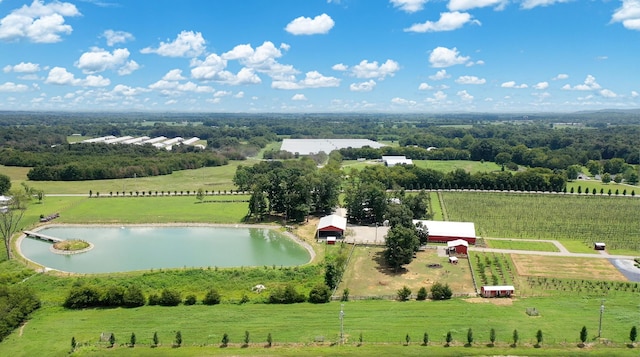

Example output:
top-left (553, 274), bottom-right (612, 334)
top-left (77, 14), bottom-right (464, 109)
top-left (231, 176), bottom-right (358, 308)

top-left (0, 160), bottom-right (252, 195)
top-left (340, 247), bottom-right (476, 297)
top-left (442, 192), bottom-right (640, 253)
top-left (484, 239), bottom-right (559, 252)
top-left (566, 180), bottom-right (634, 195)
top-left (510, 255), bottom-right (628, 282)
top-left (412, 160), bottom-right (501, 173)
top-left (2, 297), bottom-right (639, 357)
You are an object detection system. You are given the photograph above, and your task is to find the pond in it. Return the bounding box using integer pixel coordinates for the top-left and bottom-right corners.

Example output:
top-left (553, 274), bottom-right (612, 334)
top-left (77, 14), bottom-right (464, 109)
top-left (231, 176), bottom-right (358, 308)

top-left (19, 225), bottom-right (312, 274)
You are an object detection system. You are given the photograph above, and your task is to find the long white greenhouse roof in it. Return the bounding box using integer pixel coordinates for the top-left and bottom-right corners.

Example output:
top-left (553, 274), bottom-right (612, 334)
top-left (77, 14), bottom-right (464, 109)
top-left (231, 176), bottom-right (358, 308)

top-left (412, 220), bottom-right (476, 238)
top-left (280, 139), bottom-right (386, 155)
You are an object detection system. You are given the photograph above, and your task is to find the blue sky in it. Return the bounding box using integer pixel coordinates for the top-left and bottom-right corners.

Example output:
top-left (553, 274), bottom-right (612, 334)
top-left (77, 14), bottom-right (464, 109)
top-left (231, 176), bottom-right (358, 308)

top-left (0, 0), bottom-right (639, 113)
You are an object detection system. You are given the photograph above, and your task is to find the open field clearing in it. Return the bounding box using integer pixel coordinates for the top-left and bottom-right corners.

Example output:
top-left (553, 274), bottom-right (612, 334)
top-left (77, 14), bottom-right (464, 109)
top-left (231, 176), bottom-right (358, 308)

top-left (1, 298), bottom-right (638, 356)
top-left (412, 160), bottom-right (501, 173)
top-left (510, 255), bottom-right (627, 282)
top-left (340, 247), bottom-right (476, 297)
top-left (54, 196), bottom-right (250, 224)
top-left (0, 160), bottom-right (253, 194)
top-left (485, 239), bottom-right (560, 252)
top-left (442, 192), bottom-right (640, 252)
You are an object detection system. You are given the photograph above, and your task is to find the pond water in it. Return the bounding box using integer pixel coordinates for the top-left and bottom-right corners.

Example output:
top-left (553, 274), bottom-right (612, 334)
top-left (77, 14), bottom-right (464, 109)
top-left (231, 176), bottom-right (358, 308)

top-left (19, 226), bottom-right (311, 274)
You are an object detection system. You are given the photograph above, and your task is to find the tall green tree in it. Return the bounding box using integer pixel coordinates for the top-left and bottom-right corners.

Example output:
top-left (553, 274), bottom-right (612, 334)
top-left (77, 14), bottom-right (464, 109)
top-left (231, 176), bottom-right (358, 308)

top-left (0, 174), bottom-right (10, 195)
top-left (467, 328), bottom-right (474, 345)
top-left (383, 225), bottom-right (419, 272)
top-left (489, 328), bottom-right (496, 346)
top-left (580, 326), bottom-right (588, 345)
top-left (630, 326), bottom-right (637, 344)
top-left (0, 189), bottom-right (29, 260)
top-left (536, 329), bottom-right (543, 346)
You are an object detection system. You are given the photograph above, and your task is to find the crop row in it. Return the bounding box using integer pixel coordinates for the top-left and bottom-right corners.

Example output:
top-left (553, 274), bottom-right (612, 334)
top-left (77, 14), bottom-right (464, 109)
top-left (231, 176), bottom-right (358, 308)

top-left (526, 277), bottom-right (640, 295)
top-left (470, 252), bottom-right (515, 287)
top-left (443, 192), bottom-right (640, 250)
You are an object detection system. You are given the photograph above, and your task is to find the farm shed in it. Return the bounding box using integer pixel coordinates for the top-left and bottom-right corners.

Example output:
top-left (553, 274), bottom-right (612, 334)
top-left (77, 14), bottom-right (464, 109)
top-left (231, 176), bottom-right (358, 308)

top-left (448, 256), bottom-right (458, 264)
top-left (413, 220), bottom-right (477, 245)
top-left (317, 214), bottom-right (347, 239)
top-left (281, 139), bottom-right (385, 156)
top-left (481, 285), bottom-right (514, 298)
top-left (326, 236), bottom-right (337, 245)
top-left (447, 239), bottom-right (469, 255)
top-left (381, 155), bottom-right (413, 167)
top-left (594, 242), bottom-right (606, 250)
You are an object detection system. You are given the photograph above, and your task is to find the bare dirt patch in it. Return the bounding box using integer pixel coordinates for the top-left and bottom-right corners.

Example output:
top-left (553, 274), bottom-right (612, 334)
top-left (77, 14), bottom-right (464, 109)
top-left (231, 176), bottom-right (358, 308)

top-left (511, 254), bottom-right (628, 281)
top-left (464, 297), bottom-right (514, 306)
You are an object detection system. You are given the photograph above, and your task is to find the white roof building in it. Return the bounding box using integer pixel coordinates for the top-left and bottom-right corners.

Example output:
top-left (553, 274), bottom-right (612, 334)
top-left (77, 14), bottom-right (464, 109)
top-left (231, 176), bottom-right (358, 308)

top-left (382, 155), bottom-right (413, 167)
top-left (281, 138), bottom-right (386, 156)
top-left (447, 239), bottom-right (469, 248)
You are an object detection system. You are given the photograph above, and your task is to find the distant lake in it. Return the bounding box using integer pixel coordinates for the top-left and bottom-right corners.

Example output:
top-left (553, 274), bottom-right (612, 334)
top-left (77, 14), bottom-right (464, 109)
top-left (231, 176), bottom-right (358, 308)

top-left (20, 226), bottom-right (311, 274)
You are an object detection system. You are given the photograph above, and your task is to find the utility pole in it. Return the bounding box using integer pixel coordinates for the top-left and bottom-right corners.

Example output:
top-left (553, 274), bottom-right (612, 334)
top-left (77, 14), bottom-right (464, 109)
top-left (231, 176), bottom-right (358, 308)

top-left (598, 299), bottom-right (605, 338)
top-left (339, 304), bottom-right (345, 344)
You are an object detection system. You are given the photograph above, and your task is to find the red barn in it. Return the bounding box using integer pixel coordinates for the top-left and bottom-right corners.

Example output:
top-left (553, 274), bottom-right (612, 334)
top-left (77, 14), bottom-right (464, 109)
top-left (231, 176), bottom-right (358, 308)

top-left (317, 214), bottom-right (347, 239)
top-left (447, 239), bottom-right (469, 255)
top-left (413, 220), bottom-right (477, 245)
top-left (481, 285), bottom-right (515, 298)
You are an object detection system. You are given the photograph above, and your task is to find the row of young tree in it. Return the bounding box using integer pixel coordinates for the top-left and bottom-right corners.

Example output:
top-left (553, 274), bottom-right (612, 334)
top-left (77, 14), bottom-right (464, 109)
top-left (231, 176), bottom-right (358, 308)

top-left (233, 158), bottom-right (342, 222)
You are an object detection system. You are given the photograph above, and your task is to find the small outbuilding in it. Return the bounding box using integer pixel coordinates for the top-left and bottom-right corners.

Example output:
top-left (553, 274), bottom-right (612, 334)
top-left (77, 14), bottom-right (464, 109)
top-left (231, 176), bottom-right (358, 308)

top-left (381, 155), bottom-right (413, 167)
top-left (317, 214), bottom-right (347, 239)
top-left (447, 239), bottom-right (469, 255)
top-left (594, 242), bottom-right (606, 250)
top-left (481, 285), bottom-right (515, 298)
top-left (448, 256), bottom-right (459, 264)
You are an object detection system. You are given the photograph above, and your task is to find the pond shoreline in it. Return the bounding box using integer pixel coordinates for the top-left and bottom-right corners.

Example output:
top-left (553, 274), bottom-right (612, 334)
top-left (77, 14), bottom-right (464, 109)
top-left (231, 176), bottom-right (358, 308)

top-left (16, 223), bottom-right (316, 273)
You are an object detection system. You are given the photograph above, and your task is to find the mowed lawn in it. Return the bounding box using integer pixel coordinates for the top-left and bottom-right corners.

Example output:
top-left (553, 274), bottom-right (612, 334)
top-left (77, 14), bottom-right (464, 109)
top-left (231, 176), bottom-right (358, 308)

top-left (484, 239), bottom-right (560, 252)
top-left (1, 297), bottom-right (638, 357)
top-left (0, 160), bottom-right (253, 195)
top-left (56, 196), bottom-right (250, 224)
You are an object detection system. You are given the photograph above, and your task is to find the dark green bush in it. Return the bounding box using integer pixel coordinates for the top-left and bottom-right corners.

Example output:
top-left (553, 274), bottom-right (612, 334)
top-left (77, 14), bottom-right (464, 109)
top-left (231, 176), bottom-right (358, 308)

top-left (202, 288), bottom-right (221, 305)
top-left (308, 284), bottom-right (331, 303)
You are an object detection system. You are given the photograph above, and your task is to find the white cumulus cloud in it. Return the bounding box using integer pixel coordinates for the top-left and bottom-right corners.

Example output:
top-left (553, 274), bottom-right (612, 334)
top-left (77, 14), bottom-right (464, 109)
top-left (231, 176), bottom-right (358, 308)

top-left (3, 62), bottom-right (41, 73)
top-left (350, 80), bottom-right (376, 92)
top-left (141, 31), bottom-right (205, 57)
top-left (390, 0), bottom-right (428, 13)
top-left (534, 81), bottom-right (549, 90)
top-left (332, 63), bottom-right (348, 71)
top-left (418, 82), bottom-right (433, 90)
top-left (457, 90), bottom-right (474, 101)
top-left (429, 69), bottom-right (450, 80)
top-left (391, 97), bottom-right (417, 105)
top-left (350, 59), bottom-right (399, 79)
top-left (163, 69), bottom-right (186, 81)
top-left (553, 73), bottom-right (569, 80)
top-left (501, 81), bottom-right (528, 89)
top-left (611, 0), bottom-right (640, 31)
top-left (292, 93), bottom-right (307, 101)
top-left (429, 47), bottom-right (470, 68)
top-left (562, 75), bottom-right (601, 91)
top-left (45, 66), bottom-right (110, 87)
top-left (76, 47), bottom-right (138, 75)
top-left (0, 0), bottom-right (80, 43)
top-left (0, 82), bottom-right (30, 92)
top-left (599, 89), bottom-right (617, 98)
top-left (285, 13), bottom-right (334, 35)
top-left (455, 75), bottom-right (485, 84)
top-left (521, 0), bottom-right (571, 10)
top-left (405, 12), bottom-right (480, 32)
top-left (222, 41), bottom-right (296, 80)
top-left (448, 0), bottom-right (507, 11)
top-left (272, 71), bottom-right (340, 90)
top-left (103, 30), bottom-right (134, 46)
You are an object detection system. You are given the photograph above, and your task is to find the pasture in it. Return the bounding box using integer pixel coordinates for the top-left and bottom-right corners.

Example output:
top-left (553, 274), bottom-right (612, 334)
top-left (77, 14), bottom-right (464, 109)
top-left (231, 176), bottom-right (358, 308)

top-left (442, 192), bottom-right (640, 253)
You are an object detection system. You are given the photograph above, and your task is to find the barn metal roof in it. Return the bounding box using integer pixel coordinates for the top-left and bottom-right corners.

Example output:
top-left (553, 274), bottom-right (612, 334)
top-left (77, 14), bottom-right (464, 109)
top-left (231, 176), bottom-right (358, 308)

top-left (413, 220), bottom-right (476, 238)
top-left (317, 214), bottom-right (347, 231)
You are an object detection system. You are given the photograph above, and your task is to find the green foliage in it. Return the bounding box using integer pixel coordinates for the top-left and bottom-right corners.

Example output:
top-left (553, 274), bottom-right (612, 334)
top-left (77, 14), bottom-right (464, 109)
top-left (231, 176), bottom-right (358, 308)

top-left (0, 174), bottom-right (10, 195)
top-left (244, 330), bottom-right (250, 345)
top-left (341, 288), bottom-right (349, 302)
top-left (174, 330), bottom-right (182, 347)
top-left (430, 282), bottom-right (452, 300)
top-left (513, 329), bottom-right (519, 346)
top-left (384, 225), bottom-right (419, 272)
top-left (152, 331), bottom-right (159, 347)
top-left (71, 336), bottom-right (76, 351)
top-left (580, 326), bottom-right (588, 344)
top-left (109, 332), bottom-right (115, 347)
top-left (536, 329), bottom-right (543, 346)
top-left (416, 286), bottom-right (428, 301)
top-left (396, 286), bottom-right (412, 301)
top-left (0, 284), bottom-right (40, 343)
top-left (467, 328), bottom-right (473, 345)
top-left (266, 332), bottom-right (272, 347)
top-left (630, 326), bottom-right (637, 343)
top-left (268, 284), bottom-right (305, 304)
top-left (147, 293), bottom-right (160, 306)
top-left (158, 288), bottom-right (181, 306)
top-left (405, 333), bottom-right (410, 345)
top-left (184, 294), bottom-right (197, 305)
top-left (130, 332), bottom-right (136, 347)
top-left (445, 331), bottom-right (452, 346)
top-left (489, 328), bottom-right (496, 345)
top-left (202, 288), bottom-right (221, 305)
top-left (308, 284), bottom-right (331, 304)
top-left (100, 285), bottom-right (125, 307)
top-left (122, 285), bottom-right (145, 308)
top-left (221, 332), bottom-right (229, 347)
top-left (422, 332), bottom-right (428, 346)
top-left (63, 285), bottom-right (101, 309)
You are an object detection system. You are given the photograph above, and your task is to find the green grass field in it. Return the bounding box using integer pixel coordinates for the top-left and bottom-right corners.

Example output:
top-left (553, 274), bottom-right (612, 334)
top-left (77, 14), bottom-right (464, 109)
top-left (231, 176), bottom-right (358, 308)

top-left (442, 192), bottom-right (640, 252)
top-left (1, 297), bottom-right (637, 356)
top-left (485, 239), bottom-right (560, 252)
top-left (566, 180), bottom-right (635, 195)
top-left (412, 160), bottom-right (502, 173)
